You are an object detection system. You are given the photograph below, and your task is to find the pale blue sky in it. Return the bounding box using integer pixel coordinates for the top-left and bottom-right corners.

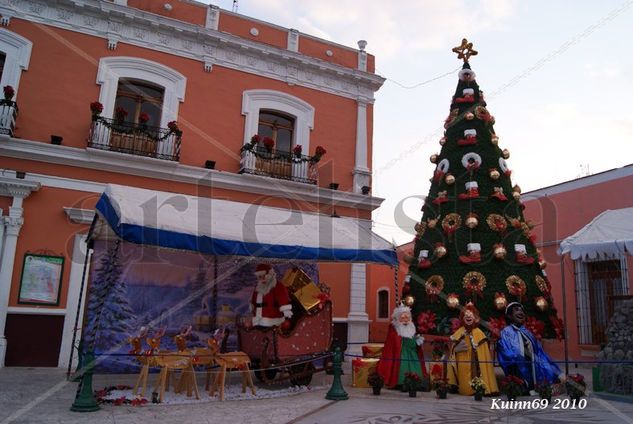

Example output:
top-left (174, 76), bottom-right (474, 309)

top-left (204, 1), bottom-right (633, 244)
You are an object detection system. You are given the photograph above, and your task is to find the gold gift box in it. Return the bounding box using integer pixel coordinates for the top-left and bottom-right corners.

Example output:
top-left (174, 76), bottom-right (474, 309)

top-left (352, 358), bottom-right (379, 388)
top-left (281, 268), bottom-right (322, 313)
top-left (362, 343), bottom-right (384, 358)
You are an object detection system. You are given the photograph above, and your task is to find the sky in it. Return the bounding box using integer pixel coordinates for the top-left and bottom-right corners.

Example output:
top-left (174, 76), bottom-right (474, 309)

top-left (205, 0), bottom-right (633, 245)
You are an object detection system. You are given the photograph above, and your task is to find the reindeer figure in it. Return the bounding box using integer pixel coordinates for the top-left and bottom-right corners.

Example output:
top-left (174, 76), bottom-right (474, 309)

top-left (207, 337), bottom-right (256, 401)
top-left (128, 327), bottom-right (152, 397)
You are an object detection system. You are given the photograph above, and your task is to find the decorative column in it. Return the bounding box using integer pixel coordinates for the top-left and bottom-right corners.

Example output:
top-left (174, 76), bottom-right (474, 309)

top-left (0, 178), bottom-right (40, 367)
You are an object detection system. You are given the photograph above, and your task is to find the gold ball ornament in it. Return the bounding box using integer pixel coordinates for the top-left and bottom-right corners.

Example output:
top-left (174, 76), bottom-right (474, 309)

top-left (535, 296), bottom-right (548, 312)
top-left (493, 244), bottom-right (507, 259)
top-left (512, 191), bottom-right (521, 201)
top-left (465, 112), bottom-right (475, 120)
top-left (491, 135), bottom-right (499, 145)
top-left (434, 244), bottom-right (447, 258)
top-left (446, 293), bottom-right (460, 309)
top-left (445, 174), bottom-right (455, 185)
top-left (489, 169), bottom-right (500, 180)
top-left (465, 215), bottom-right (479, 229)
top-left (494, 292), bottom-right (508, 311)
top-left (430, 154), bottom-right (439, 164)
top-left (439, 136), bottom-right (447, 146)
top-left (502, 149), bottom-right (510, 159)
top-left (403, 295), bottom-right (415, 307)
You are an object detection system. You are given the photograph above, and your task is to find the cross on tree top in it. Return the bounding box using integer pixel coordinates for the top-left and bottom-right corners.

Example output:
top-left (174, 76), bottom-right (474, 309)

top-left (452, 38), bottom-right (478, 63)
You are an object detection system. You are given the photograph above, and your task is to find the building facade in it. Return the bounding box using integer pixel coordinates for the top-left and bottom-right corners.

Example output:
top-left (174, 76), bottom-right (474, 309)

top-left (0, 0), bottom-right (386, 367)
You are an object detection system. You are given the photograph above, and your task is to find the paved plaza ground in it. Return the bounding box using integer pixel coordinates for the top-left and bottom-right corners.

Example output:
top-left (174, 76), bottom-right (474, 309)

top-left (0, 366), bottom-right (631, 424)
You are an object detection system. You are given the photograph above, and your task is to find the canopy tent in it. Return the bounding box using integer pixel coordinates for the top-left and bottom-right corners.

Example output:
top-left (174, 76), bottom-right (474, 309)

top-left (558, 207), bottom-right (633, 261)
top-left (91, 184), bottom-right (397, 265)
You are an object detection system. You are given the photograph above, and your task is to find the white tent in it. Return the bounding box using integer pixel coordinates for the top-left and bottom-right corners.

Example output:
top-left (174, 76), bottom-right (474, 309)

top-left (558, 207), bottom-right (633, 260)
top-left (91, 184), bottom-right (397, 265)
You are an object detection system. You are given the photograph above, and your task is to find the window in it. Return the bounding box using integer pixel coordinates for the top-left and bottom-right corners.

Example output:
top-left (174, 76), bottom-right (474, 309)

top-left (242, 90), bottom-right (314, 152)
top-left (96, 57), bottom-right (186, 128)
top-left (257, 110), bottom-right (295, 154)
top-left (575, 258), bottom-right (629, 344)
top-left (0, 53), bottom-right (6, 81)
top-left (0, 29), bottom-right (33, 97)
top-left (114, 79), bottom-right (164, 126)
top-left (377, 289), bottom-right (389, 320)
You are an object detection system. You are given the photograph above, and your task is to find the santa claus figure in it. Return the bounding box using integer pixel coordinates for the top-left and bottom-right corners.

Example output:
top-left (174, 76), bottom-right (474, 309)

top-left (250, 263), bottom-right (293, 327)
top-left (376, 304), bottom-right (427, 388)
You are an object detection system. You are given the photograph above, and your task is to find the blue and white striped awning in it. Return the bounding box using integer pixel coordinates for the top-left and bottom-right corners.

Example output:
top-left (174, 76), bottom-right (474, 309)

top-left (92, 184), bottom-right (397, 265)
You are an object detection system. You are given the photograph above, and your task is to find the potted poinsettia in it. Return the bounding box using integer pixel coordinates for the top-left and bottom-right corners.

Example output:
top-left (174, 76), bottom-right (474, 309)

top-left (470, 376), bottom-right (486, 401)
top-left (566, 374), bottom-right (586, 401)
top-left (500, 375), bottom-right (524, 401)
top-left (536, 379), bottom-right (553, 403)
top-left (432, 378), bottom-right (448, 399)
top-left (367, 373), bottom-right (384, 396)
top-left (404, 372), bottom-right (421, 397)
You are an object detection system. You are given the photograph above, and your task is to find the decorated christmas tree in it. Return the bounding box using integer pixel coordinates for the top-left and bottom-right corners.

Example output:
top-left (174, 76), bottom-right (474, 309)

top-left (404, 40), bottom-right (564, 340)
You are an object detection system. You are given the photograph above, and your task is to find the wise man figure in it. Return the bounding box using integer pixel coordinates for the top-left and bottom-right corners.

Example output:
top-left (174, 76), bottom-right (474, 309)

top-left (250, 263), bottom-right (293, 327)
top-left (376, 304), bottom-right (427, 388)
top-left (497, 302), bottom-right (562, 392)
top-left (447, 302), bottom-right (499, 395)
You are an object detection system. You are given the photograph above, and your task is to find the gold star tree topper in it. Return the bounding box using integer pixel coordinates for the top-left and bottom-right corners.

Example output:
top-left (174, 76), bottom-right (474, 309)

top-left (452, 38), bottom-right (478, 63)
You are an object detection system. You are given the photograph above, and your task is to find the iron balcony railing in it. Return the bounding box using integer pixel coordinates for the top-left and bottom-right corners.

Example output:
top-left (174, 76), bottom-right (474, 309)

top-left (87, 118), bottom-right (181, 161)
top-left (0, 100), bottom-right (18, 136)
top-left (239, 147), bottom-right (318, 184)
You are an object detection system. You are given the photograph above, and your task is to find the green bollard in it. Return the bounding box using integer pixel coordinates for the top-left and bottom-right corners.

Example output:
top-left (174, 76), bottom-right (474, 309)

top-left (325, 347), bottom-right (349, 400)
top-left (70, 351), bottom-right (100, 412)
top-left (592, 367), bottom-right (603, 392)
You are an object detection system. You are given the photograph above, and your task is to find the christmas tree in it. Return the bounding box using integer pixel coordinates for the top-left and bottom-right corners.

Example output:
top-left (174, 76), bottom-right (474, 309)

top-left (404, 39), bottom-right (564, 340)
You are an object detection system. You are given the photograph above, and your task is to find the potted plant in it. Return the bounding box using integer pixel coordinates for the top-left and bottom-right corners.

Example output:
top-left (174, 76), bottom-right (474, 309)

top-left (536, 379), bottom-right (553, 403)
top-left (311, 145), bottom-right (327, 163)
top-left (566, 374), bottom-right (586, 401)
top-left (470, 376), bottom-right (486, 401)
top-left (404, 372), bottom-right (421, 397)
top-left (367, 373), bottom-right (384, 396)
top-left (432, 378), bottom-right (448, 399)
top-left (500, 375), bottom-right (524, 401)
top-left (263, 136), bottom-right (275, 152)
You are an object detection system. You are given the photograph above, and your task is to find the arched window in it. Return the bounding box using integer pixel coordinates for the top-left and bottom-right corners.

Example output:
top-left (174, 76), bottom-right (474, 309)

top-left (377, 289), bottom-right (389, 320)
top-left (257, 110), bottom-right (295, 154)
top-left (114, 79), bottom-right (164, 126)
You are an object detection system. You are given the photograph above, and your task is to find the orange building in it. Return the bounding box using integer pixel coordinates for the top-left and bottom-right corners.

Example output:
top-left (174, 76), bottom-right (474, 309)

top-left (0, 0), bottom-right (388, 367)
top-left (367, 164), bottom-right (633, 365)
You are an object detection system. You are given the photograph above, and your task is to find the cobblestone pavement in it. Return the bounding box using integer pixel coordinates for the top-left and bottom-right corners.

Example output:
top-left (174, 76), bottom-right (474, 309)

top-left (1, 367), bottom-right (631, 424)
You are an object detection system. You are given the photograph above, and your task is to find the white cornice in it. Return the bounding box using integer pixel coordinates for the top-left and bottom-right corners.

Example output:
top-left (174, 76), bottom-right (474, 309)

top-left (5, 0), bottom-right (385, 102)
top-left (63, 207), bottom-right (95, 224)
top-left (0, 138), bottom-right (385, 211)
top-left (0, 174), bottom-right (40, 197)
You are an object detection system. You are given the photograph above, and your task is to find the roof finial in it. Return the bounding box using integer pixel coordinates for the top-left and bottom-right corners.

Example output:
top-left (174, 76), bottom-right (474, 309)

top-left (452, 38), bottom-right (478, 63)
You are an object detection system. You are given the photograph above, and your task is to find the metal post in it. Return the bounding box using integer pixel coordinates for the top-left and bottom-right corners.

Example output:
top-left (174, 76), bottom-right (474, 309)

top-left (560, 257), bottom-right (569, 375)
top-left (325, 347), bottom-right (348, 400)
top-left (70, 352), bottom-right (100, 412)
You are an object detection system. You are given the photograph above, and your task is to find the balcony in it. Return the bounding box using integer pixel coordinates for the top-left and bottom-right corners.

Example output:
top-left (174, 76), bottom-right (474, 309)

top-left (0, 100), bottom-right (18, 136)
top-left (87, 118), bottom-right (181, 161)
top-left (239, 147), bottom-right (318, 185)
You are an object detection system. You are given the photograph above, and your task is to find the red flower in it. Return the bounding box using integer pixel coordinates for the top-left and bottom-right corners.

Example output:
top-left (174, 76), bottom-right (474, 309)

top-left (114, 106), bottom-right (128, 121)
top-left (549, 315), bottom-right (565, 341)
top-left (250, 134), bottom-right (261, 144)
top-left (416, 310), bottom-right (437, 334)
top-left (315, 146), bottom-right (327, 156)
top-left (90, 101), bottom-right (103, 115)
top-left (263, 137), bottom-right (275, 151)
top-left (314, 292), bottom-right (330, 310)
top-left (293, 144), bottom-right (303, 157)
top-left (487, 316), bottom-right (506, 341)
top-left (450, 318), bottom-right (462, 333)
top-left (525, 316), bottom-right (545, 340)
top-left (3, 85), bottom-right (15, 100)
top-left (138, 112), bottom-right (150, 124)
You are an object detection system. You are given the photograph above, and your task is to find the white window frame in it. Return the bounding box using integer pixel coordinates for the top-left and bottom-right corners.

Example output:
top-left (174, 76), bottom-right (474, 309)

top-left (95, 57), bottom-right (186, 129)
top-left (0, 29), bottom-right (32, 98)
top-left (574, 255), bottom-right (629, 345)
top-left (241, 89), bottom-right (314, 152)
top-left (376, 286), bottom-right (390, 322)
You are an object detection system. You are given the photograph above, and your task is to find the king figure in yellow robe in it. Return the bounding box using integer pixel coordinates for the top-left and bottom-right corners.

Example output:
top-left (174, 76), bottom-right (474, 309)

top-left (447, 303), bottom-right (499, 395)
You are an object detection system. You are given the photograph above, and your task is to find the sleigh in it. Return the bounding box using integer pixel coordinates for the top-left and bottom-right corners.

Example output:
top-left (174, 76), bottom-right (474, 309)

top-left (237, 300), bottom-right (333, 386)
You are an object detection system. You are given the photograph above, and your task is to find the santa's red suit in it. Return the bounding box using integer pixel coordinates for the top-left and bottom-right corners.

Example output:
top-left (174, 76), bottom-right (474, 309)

top-left (251, 264), bottom-right (292, 327)
top-left (376, 324), bottom-right (428, 388)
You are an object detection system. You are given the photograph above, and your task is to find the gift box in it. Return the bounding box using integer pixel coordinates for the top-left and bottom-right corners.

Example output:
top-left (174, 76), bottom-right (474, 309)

top-left (281, 268), bottom-right (323, 313)
top-left (361, 343), bottom-right (384, 358)
top-left (352, 357), bottom-right (379, 388)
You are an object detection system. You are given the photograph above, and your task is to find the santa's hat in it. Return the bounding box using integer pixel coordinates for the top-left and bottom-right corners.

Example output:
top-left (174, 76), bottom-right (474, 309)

top-left (505, 301), bottom-right (524, 316)
top-left (459, 301), bottom-right (481, 321)
top-left (255, 263), bottom-right (272, 273)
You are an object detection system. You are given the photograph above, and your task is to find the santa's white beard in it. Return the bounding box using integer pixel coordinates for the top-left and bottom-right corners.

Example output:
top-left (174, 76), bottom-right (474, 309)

top-left (256, 275), bottom-right (276, 295)
top-left (394, 321), bottom-right (416, 339)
